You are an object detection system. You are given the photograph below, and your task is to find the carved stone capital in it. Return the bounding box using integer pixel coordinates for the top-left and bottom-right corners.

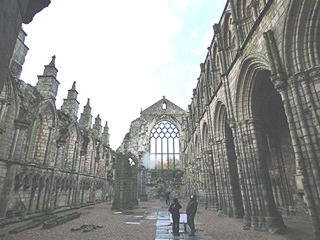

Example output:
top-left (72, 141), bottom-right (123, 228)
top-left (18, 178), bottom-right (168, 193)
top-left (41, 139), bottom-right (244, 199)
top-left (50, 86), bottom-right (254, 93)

top-left (270, 74), bottom-right (287, 91)
top-left (308, 67), bottom-right (320, 80)
top-left (227, 119), bottom-right (237, 129)
top-left (295, 71), bottom-right (308, 82)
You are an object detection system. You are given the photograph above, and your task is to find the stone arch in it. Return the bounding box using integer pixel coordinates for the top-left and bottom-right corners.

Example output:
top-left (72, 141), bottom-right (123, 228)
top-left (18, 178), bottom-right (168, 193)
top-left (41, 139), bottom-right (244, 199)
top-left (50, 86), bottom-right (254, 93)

top-left (14, 171), bottom-right (26, 191)
top-left (283, 0), bottom-right (320, 75)
top-left (222, 12), bottom-right (233, 48)
top-left (213, 101), bottom-right (227, 141)
top-left (250, 68), bottom-right (296, 214)
top-left (234, 56), bottom-right (270, 121)
top-left (27, 173), bottom-right (41, 212)
top-left (222, 12), bottom-right (236, 66)
top-left (0, 75), bottom-right (16, 123)
top-left (235, 0), bottom-right (260, 39)
top-left (212, 101), bottom-right (243, 217)
top-left (28, 100), bottom-right (56, 165)
top-left (212, 42), bottom-right (222, 90)
top-left (23, 172), bottom-right (33, 191)
top-left (0, 75), bottom-right (20, 159)
top-left (148, 119), bottom-right (181, 169)
top-left (83, 135), bottom-right (95, 173)
top-left (202, 122), bottom-right (209, 149)
top-left (64, 123), bottom-right (80, 170)
top-left (194, 134), bottom-right (200, 158)
top-left (205, 61), bottom-right (213, 99)
top-left (35, 175), bottom-right (47, 211)
top-left (234, 56), bottom-right (292, 231)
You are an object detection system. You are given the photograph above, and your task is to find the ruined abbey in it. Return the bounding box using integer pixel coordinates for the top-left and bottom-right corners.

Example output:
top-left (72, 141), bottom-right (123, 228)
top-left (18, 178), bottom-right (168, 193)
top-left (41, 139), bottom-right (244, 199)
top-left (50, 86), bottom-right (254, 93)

top-left (1, 0), bottom-right (320, 239)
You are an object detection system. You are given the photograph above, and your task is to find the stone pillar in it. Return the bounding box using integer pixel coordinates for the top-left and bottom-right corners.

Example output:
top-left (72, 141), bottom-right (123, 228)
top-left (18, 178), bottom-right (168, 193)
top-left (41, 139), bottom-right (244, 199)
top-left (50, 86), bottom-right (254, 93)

top-left (46, 140), bottom-right (64, 211)
top-left (61, 81), bottom-right (79, 118)
top-left (0, 163), bottom-right (18, 217)
top-left (10, 120), bottom-right (29, 161)
top-left (36, 56), bottom-right (60, 100)
top-left (79, 99), bottom-right (92, 130)
top-left (112, 153), bottom-right (135, 210)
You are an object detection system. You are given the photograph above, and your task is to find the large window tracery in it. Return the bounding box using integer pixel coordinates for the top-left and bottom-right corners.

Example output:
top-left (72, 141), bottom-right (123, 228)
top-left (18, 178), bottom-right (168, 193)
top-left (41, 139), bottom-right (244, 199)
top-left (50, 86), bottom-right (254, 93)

top-left (149, 120), bottom-right (180, 169)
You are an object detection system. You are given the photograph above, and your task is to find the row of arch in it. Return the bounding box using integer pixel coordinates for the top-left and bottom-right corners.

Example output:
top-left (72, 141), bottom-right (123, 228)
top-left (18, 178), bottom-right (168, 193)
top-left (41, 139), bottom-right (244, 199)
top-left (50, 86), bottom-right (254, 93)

top-left (9, 168), bottom-right (105, 215)
top-left (184, 0), bottom-right (320, 238)
top-left (0, 62), bottom-right (111, 217)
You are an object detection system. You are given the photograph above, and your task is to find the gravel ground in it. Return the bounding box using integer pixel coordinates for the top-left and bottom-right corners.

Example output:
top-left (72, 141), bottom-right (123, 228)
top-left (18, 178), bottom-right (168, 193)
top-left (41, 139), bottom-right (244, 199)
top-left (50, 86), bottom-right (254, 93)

top-left (0, 199), bottom-right (313, 240)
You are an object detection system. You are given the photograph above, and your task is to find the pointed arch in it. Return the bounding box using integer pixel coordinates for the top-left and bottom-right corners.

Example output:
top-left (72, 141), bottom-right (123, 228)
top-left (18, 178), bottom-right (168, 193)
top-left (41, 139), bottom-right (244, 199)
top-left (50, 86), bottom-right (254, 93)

top-left (149, 120), bottom-right (180, 169)
top-left (202, 122), bottom-right (209, 149)
top-left (283, 0), bottom-right (320, 75)
top-left (28, 100), bottom-right (57, 165)
top-left (64, 123), bottom-right (80, 170)
top-left (234, 56), bottom-right (270, 121)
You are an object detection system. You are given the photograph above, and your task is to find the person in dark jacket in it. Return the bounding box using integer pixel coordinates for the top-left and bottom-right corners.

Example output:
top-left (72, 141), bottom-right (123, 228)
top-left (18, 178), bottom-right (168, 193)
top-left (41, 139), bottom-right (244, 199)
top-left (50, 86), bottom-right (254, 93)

top-left (186, 194), bottom-right (198, 236)
top-left (169, 198), bottom-right (182, 236)
top-left (165, 191), bottom-right (171, 205)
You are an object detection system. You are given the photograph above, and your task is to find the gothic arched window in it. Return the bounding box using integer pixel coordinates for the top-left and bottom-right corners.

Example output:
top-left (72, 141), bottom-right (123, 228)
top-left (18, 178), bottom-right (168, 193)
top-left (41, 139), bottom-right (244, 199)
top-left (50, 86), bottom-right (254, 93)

top-left (149, 121), bottom-right (180, 169)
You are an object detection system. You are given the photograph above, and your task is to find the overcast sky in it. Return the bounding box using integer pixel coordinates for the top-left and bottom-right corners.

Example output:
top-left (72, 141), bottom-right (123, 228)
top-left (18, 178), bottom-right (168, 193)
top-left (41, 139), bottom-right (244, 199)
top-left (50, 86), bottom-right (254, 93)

top-left (21, 0), bottom-right (226, 150)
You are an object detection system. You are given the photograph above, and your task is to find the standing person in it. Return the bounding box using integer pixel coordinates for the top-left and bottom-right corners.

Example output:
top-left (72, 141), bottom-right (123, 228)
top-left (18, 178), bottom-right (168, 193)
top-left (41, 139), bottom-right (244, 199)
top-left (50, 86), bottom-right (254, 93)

top-left (169, 198), bottom-right (182, 236)
top-left (165, 191), bottom-right (171, 205)
top-left (186, 194), bottom-right (198, 236)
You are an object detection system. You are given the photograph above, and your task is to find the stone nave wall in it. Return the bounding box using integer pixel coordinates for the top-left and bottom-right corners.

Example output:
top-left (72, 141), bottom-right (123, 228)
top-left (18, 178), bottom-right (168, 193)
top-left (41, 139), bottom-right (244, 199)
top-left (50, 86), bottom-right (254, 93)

top-left (118, 97), bottom-right (188, 199)
top-left (0, 30), bottom-right (114, 219)
top-left (183, 0), bottom-right (320, 239)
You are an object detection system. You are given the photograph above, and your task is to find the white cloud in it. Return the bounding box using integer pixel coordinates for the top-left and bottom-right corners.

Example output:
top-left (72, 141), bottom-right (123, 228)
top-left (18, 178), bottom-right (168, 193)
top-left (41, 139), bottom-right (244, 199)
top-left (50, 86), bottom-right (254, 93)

top-left (20, 0), bottom-right (223, 149)
top-left (190, 28), bottom-right (213, 57)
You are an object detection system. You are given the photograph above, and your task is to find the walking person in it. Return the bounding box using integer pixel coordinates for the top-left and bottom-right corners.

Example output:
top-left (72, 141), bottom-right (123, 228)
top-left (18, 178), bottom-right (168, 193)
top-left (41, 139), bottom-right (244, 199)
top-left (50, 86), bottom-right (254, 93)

top-left (169, 198), bottom-right (182, 236)
top-left (186, 194), bottom-right (198, 236)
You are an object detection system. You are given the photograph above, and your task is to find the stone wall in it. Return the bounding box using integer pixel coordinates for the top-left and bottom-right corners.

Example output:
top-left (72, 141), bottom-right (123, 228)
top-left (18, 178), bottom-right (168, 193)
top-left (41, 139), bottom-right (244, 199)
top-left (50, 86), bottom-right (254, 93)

top-left (146, 169), bottom-right (184, 199)
top-left (118, 97), bottom-right (188, 199)
top-left (0, 31), bottom-right (114, 218)
top-left (183, 0), bottom-right (320, 238)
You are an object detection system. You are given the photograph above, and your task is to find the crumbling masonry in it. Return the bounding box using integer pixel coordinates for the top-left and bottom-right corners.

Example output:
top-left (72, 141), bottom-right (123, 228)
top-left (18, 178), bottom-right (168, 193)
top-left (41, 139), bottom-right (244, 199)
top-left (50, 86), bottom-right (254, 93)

top-left (182, 0), bottom-right (320, 239)
top-left (117, 0), bottom-right (320, 239)
top-left (1, 0), bottom-right (320, 239)
top-left (0, 30), bottom-right (113, 218)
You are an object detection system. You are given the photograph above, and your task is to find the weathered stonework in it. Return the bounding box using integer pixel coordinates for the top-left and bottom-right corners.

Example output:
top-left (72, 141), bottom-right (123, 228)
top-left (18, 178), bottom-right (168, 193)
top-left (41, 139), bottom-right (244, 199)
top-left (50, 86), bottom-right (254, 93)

top-left (183, 0), bottom-right (320, 239)
top-left (0, 31), bottom-right (114, 219)
top-left (118, 97), bottom-right (188, 199)
top-left (1, 0), bottom-right (320, 239)
top-left (0, 0), bottom-right (51, 93)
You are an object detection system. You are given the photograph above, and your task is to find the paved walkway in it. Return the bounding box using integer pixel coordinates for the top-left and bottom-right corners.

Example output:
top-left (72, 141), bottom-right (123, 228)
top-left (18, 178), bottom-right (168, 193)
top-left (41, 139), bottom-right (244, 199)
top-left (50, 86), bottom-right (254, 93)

top-left (153, 211), bottom-right (213, 240)
top-left (0, 199), bottom-right (314, 240)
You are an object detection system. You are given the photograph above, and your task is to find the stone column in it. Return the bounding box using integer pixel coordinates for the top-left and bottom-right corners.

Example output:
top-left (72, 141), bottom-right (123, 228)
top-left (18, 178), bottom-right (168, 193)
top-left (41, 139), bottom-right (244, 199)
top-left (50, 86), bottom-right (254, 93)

top-left (47, 141), bottom-right (64, 211)
top-left (0, 162), bottom-right (18, 217)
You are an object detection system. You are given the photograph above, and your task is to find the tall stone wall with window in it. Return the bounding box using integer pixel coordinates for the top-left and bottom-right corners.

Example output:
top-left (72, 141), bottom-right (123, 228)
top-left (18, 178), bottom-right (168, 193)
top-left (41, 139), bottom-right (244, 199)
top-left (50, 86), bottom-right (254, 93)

top-left (0, 31), bottom-right (114, 219)
top-left (118, 97), bottom-right (188, 199)
top-left (183, 0), bottom-right (320, 239)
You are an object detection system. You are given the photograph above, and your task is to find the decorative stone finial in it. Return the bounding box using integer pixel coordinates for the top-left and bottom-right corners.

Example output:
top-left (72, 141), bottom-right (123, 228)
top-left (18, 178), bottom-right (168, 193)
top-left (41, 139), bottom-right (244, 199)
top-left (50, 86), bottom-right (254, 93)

top-left (49, 55), bottom-right (56, 66)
